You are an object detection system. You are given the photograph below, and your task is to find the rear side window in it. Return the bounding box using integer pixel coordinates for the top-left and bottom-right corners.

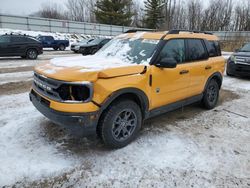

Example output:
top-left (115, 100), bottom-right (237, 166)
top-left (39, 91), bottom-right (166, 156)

top-left (187, 39), bottom-right (208, 61)
top-left (205, 40), bottom-right (221, 57)
top-left (45, 36), bottom-right (54, 41)
top-left (159, 39), bottom-right (186, 63)
top-left (0, 36), bottom-right (11, 43)
top-left (11, 36), bottom-right (26, 43)
top-left (27, 37), bottom-right (37, 43)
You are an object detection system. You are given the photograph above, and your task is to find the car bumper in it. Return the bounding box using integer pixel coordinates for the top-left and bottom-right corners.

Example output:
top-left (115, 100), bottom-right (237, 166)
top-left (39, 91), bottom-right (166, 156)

top-left (227, 61), bottom-right (250, 77)
top-left (29, 90), bottom-right (99, 136)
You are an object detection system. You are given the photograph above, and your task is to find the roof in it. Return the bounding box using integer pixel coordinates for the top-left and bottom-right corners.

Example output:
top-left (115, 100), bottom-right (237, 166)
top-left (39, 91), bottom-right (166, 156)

top-left (119, 30), bottom-right (219, 41)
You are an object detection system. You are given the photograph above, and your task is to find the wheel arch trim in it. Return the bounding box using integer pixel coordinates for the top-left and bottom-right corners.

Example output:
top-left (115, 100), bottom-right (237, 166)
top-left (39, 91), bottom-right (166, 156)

top-left (98, 87), bottom-right (150, 118)
top-left (204, 72), bottom-right (223, 91)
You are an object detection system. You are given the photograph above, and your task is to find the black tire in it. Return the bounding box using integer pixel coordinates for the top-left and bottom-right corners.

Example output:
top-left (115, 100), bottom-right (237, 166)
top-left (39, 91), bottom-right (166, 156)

top-left (226, 70), bottom-right (234, 77)
top-left (59, 44), bottom-right (65, 51)
top-left (97, 100), bottom-right (142, 148)
top-left (202, 79), bottom-right (219, 109)
top-left (53, 47), bottom-right (58, 50)
top-left (26, 49), bottom-right (38, 60)
top-left (21, 56), bottom-right (26, 59)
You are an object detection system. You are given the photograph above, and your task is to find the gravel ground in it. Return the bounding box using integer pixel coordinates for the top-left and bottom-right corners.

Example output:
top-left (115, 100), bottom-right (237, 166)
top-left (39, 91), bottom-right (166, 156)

top-left (0, 51), bottom-right (249, 187)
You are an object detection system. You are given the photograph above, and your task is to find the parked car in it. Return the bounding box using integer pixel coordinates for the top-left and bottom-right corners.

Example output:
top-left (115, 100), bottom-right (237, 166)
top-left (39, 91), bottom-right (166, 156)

top-left (30, 30), bottom-right (225, 148)
top-left (37, 36), bottom-right (69, 51)
top-left (80, 38), bottom-right (111, 55)
top-left (0, 34), bottom-right (43, 59)
top-left (227, 43), bottom-right (250, 77)
top-left (70, 39), bottom-right (94, 53)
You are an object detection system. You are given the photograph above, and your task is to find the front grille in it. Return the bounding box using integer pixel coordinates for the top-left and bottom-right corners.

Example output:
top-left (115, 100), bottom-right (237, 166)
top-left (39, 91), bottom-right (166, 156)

top-left (32, 72), bottom-right (93, 103)
top-left (235, 56), bottom-right (250, 65)
top-left (33, 73), bottom-right (62, 101)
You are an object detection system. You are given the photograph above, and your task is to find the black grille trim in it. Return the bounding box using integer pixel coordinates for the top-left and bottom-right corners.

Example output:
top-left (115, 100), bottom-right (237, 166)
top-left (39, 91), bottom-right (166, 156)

top-left (32, 72), bottom-right (93, 103)
top-left (33, 73), bottom-right (62, 101)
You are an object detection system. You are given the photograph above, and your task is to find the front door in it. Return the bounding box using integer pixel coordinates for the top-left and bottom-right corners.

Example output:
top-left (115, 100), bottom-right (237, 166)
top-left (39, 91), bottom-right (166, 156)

top-left (0, 35), bottom-right (11, 56)
top-left (150, 39), bottom-right (191, 109)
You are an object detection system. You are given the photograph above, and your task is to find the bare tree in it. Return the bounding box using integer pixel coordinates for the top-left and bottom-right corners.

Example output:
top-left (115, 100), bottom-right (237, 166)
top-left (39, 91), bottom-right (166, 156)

top-left (233, 1), bottom-right (250, 31)
top-left (200, 0), bottom-right (233, 31)
top-left (66, 0), bottom-right (96, 22)
top-left (34, 3), bottom-right (68, 20)
top-left (187, 0), bottom-right (202, 30)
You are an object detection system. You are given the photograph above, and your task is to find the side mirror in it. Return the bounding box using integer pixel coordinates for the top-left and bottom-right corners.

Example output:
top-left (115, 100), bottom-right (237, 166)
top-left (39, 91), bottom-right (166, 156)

top-left (155, 57), bottom-right (177, 68)
top-left (235, 48), bottom-right (239, 52)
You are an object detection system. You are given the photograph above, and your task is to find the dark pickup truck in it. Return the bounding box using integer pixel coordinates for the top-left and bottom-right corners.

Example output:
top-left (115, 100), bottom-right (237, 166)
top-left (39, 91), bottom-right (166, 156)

top-left (37, 36), bottom-right (69, 51)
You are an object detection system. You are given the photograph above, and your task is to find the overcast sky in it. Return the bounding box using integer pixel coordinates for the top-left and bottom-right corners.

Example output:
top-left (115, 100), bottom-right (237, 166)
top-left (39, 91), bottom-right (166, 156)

top-left (0, 0), bottom-right (68, 15)
top-left (0, 0), bottom-right (212, 16)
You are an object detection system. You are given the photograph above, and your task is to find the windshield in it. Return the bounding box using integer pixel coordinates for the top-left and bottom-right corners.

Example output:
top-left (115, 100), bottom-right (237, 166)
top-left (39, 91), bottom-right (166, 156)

top-left (78, 39), bottom-right (89, 44)
top-left (95, 38), bottom-right (159, 64)
top-left (240, 43), bottom-right (250, 52)
top-left (89, 39), bottom-right (103, 45)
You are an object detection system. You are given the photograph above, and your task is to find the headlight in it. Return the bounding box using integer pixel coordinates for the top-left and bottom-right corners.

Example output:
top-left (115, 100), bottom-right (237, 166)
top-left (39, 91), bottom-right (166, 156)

top-left (56, 82), bottom-right (93, 103)
top-left (229, 55), bottom-right (236, 63)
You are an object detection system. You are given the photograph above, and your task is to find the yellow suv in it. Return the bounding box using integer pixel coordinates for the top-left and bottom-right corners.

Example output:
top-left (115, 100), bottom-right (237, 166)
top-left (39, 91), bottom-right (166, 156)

top-left (30, 30), bottom-right (225, 148)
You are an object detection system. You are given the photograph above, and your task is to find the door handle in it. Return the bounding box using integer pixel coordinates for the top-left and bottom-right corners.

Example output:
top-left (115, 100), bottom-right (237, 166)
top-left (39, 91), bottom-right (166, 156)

top-left (205, 65), bottom-right (212, 70)
top-left (179, 70), bottom-right (189, 75)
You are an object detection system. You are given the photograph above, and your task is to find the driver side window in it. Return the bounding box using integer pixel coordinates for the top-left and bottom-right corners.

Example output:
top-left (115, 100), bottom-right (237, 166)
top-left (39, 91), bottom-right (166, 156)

top-left (159, 39), bottom-right (185, 63)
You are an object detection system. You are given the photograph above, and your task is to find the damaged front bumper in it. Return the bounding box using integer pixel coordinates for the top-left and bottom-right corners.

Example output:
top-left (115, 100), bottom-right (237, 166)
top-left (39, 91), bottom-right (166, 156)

top-left (29, 89), bottom-right (99, 136)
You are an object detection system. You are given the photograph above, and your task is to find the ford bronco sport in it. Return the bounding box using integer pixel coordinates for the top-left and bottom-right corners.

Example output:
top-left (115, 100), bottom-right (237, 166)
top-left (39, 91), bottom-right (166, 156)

top-left (30, 30), bottom-right (225, 148)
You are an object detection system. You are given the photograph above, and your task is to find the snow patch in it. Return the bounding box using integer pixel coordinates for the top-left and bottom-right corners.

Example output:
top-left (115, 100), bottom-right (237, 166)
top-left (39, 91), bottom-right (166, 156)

top-left (0, 93), bottom-right (79, 186)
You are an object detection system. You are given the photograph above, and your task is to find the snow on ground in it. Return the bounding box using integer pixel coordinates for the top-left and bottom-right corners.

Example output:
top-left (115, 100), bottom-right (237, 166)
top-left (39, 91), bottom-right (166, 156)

top-left (0, 93), bottom-right (80, 185)
top-left (0, 71), bottom-right (33, 85)
top-left (0, 51), bottom-right (80, 70)
top-left (222, 51), bottom-right (233, 60)
top-left (0, 76), bottom-right (249, 187)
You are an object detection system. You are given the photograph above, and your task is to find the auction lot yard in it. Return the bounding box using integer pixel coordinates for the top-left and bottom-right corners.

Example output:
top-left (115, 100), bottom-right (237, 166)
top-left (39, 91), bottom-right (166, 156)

top-left (0, 51), bottom-right (250, 187)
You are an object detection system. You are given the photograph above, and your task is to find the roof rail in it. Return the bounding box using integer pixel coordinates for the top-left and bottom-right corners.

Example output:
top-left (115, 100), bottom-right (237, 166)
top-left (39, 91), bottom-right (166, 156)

top-left (124, 29), bottom-right (154, 33)
top-left (168, 29), bottom-right (213, 35)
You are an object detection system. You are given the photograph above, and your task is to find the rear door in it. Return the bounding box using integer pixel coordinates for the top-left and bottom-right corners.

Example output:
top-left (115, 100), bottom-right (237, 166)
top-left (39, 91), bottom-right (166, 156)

top-left (10, 36), bottom-right (27, 55)
top-left (185, 39), bottom-right (210, 96)
top-left (150, 39), bottom-right (191, 109)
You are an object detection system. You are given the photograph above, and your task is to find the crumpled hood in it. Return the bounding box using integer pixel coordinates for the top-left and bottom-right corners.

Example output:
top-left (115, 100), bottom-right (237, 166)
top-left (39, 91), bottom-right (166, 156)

top-left (35, 55), bottom-right (146, 82)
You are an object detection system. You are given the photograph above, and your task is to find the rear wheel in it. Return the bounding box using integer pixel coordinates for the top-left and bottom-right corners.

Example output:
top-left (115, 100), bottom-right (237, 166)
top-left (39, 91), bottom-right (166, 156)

top-left (59, 44), bottom-right (65, 51)
top-left (26, 49), bottom-right (38, 60)
top-left (97, 100), bottom-right (142, 148)
top-left (202, 79), bottom-right (219, 109)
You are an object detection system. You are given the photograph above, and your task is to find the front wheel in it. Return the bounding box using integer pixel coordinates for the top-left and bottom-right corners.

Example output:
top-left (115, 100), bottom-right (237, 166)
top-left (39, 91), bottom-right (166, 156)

top-left (26, 49), bottom-right (38, 60)
top-left (202, 79), bottom-right (219, 109)
top-left (98, 100), bottom-right (142, 148)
